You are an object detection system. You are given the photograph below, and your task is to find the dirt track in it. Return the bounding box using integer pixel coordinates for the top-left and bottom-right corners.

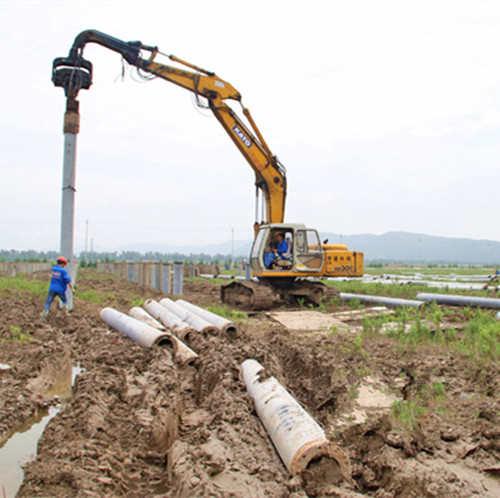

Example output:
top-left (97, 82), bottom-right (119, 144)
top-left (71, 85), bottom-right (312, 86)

top-left (1, 269), bottom-right (499, 497)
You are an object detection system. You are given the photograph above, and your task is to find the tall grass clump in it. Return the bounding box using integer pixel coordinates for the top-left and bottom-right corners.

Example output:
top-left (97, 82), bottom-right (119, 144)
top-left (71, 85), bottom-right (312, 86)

top-left (458, 311), bottom-right (500, 362)
top-left (391, 399), bottom-right (426, 432)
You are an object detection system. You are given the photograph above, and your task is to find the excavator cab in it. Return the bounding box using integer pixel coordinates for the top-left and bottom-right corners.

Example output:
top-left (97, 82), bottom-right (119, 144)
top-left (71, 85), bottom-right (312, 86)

top-left (250, 223), bottom-right (325, 276)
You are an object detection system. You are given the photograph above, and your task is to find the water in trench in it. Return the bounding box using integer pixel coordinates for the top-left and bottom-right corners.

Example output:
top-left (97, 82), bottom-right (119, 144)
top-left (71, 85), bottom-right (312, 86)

top-left (0, 365), bottom-right (82, 497)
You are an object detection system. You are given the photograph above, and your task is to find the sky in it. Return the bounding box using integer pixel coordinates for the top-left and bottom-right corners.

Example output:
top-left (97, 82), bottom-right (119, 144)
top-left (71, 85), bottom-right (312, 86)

top-left (1, 0), bottom-right (499, 253)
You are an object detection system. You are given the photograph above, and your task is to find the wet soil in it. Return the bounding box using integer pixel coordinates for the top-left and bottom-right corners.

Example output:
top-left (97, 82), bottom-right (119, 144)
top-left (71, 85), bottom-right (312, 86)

top-left (0, 269), bottom-right (499, 497)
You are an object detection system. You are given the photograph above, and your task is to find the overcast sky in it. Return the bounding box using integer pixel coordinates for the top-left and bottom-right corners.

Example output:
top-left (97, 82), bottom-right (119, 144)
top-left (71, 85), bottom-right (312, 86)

top-left (1, 0), bottom-right (499, 253)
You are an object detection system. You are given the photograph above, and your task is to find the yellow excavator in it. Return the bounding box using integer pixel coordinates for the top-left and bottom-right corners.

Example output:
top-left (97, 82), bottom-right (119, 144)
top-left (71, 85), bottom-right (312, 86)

top-left (53, 30), bottom-right (363, 310)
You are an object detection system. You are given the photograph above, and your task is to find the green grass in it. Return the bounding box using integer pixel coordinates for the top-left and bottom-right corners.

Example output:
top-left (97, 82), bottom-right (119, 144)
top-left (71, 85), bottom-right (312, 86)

top-left (77, 289), bottom-right (107, 303)
top-left (206, 303), bottom-right (247, 320)
top-left (459, 311), bottom-right (500, 362)
top-left (391, 399), bottom-right (426, 432)
top-left (8, 325), bottom-right (34, 343)
top-left (0, 275), bottom-right (47, 298)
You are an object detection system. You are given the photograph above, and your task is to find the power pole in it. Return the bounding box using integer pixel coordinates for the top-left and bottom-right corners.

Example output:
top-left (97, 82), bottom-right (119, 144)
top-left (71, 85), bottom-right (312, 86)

top-left (231, 227), bottom-right (235, 268)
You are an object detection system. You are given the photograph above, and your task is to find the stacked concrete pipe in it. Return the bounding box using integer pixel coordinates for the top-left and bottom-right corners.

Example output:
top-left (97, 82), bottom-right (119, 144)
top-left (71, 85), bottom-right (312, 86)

top-left (160, 298), bottom-right (219, 336)
top-left (129, 306), bottom-right (166, 330)
top-left (143, 299), bottom-right (196, 342)
top-left (241, 359), bottom-right (351, 479)
top-left (100, 307), bottom-right (197, 366)
top-left (101, 307), bottom-right (175, 349)
top-left (175, 299), bottom-right (239, 338)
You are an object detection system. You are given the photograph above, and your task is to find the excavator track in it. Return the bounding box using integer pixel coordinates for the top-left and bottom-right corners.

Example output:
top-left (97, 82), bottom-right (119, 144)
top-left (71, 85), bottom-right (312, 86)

top-left (281, 280), bottom-right (339, 307)
top-left (221, 281), bottom-right (281, 311)
top-left (221, 280), bottom-right (339, 311)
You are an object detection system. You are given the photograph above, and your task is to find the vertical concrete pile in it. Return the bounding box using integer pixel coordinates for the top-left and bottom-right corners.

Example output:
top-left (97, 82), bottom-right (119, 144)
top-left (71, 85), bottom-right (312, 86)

top-left (242, 359), bottom-right (351, 479)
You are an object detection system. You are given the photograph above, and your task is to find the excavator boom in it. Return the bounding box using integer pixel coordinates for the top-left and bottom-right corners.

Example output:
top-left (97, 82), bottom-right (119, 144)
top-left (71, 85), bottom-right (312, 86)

top-left (53, 29), bottom-right (286, 230)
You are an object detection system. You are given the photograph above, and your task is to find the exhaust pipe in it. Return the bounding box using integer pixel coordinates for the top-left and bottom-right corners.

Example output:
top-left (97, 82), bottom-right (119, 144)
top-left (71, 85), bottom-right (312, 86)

top-left (175, 299), bottom-right (239, 338)
top-left (241, 359), bottom-right (351, 479)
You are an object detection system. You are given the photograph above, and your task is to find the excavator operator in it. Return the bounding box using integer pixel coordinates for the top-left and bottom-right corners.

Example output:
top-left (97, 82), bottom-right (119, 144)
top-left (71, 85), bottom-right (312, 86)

top-left (264, 232), bottom-right (290, 268)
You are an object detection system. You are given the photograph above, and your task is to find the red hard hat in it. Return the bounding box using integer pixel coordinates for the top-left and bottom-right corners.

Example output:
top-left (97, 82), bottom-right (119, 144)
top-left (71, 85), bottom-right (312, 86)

top-left (57, 256), bottom-right (68, 265)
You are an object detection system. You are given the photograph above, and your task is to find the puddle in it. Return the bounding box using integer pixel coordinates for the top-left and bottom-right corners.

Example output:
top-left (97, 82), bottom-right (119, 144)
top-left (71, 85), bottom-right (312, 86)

top-left (0, 365), bottom-right (82, 497)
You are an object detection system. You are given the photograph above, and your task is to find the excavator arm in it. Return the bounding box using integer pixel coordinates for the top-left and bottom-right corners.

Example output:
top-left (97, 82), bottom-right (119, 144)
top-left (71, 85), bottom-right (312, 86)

top-left (52, 30), bottom-right (287, 231)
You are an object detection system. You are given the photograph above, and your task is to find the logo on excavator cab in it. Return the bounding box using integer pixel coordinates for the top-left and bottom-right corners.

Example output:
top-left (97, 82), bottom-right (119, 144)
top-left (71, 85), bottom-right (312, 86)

top-left (233, 126), bottom-right (252, 148)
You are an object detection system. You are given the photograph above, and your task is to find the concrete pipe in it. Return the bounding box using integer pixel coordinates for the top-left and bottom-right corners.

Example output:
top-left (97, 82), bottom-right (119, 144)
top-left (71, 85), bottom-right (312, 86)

top-left (416, 293), bottom-right (500, 309)
top-left (241, 359), bottom-right (351, 479)
top-left (129, 306), bottom-right (166, 330)
top-left (143, 299), bottom-right (196, 342)
top-left (340, 293), bottom-right (425, 309)
top-left (175, 299), bottom-right (239, 338)
top-left (100, 307), bottom-right (176, 350)
top-left (173, 339), bottom-right (198, 366)
top-left (160, 298), bottom-right (219, 336)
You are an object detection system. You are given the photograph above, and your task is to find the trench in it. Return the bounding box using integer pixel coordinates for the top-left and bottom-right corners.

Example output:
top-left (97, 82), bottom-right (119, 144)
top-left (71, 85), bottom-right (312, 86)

top-left (0, 365), bottom-right (82, 497)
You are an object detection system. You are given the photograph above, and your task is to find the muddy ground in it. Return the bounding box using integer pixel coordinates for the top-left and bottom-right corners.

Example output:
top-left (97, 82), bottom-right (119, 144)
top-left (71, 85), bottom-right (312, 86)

top-left (0, 269), bottom-right (499, 497)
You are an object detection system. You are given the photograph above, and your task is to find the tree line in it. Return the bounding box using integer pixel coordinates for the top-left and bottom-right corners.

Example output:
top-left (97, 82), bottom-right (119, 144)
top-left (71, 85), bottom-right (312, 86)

top-left (0, 249), bottom-right (245, 266)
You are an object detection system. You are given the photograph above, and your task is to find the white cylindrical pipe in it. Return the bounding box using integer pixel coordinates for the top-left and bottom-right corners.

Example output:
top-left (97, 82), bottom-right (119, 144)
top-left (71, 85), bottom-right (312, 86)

top-left (173, 339), bottom-right (198, 366)
top-left (129, 306), bottom-right (166, 330)
top-left (175, 299), bottom-right (239, 338)
top-left (100, 307), bottom-right (176, 350)
top-left (417, 292), bottom-right (500, 309)
top-left (241, 359), bottom-right (350, 477)
top-left (143, 299), bottom-right (196, 342)
top-left (340, 293), bottom-right (425, 309)
top-left (160, 298), bottom-right (218, 336)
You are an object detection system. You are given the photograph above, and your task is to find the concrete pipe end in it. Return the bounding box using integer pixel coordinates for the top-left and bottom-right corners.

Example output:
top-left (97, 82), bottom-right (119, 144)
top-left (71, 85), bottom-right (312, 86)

top-left (202, 326), bottom-right (220, 337)
top-left (222, 323), bottom-right (239, 339)
top-left (291, 440), bottom-right (351, 483)
top-left (174, 352), bottom-right (198, 367)
top-left (177, 327), bottom-right (196, 343)
top-left (153, 334), bottom-right (177, 353)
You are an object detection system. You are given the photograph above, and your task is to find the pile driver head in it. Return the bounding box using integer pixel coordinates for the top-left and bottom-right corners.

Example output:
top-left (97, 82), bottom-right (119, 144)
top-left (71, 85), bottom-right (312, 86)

top-left (52, 56), bottom-right (92, 98)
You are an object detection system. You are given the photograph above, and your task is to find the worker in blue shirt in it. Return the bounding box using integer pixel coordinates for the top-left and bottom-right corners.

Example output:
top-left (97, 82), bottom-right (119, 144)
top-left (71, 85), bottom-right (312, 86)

top-left (265, 233), bottom-right (290, 268)
top-left (41, 257), bottom-right (75, 317)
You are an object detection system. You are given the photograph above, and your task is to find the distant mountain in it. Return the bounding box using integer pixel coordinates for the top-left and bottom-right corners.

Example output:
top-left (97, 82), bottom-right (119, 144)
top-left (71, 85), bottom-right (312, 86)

top-left (114, 231), bottom-right (500, 265)
top-left (320, 231), bottom-right (500, 265)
